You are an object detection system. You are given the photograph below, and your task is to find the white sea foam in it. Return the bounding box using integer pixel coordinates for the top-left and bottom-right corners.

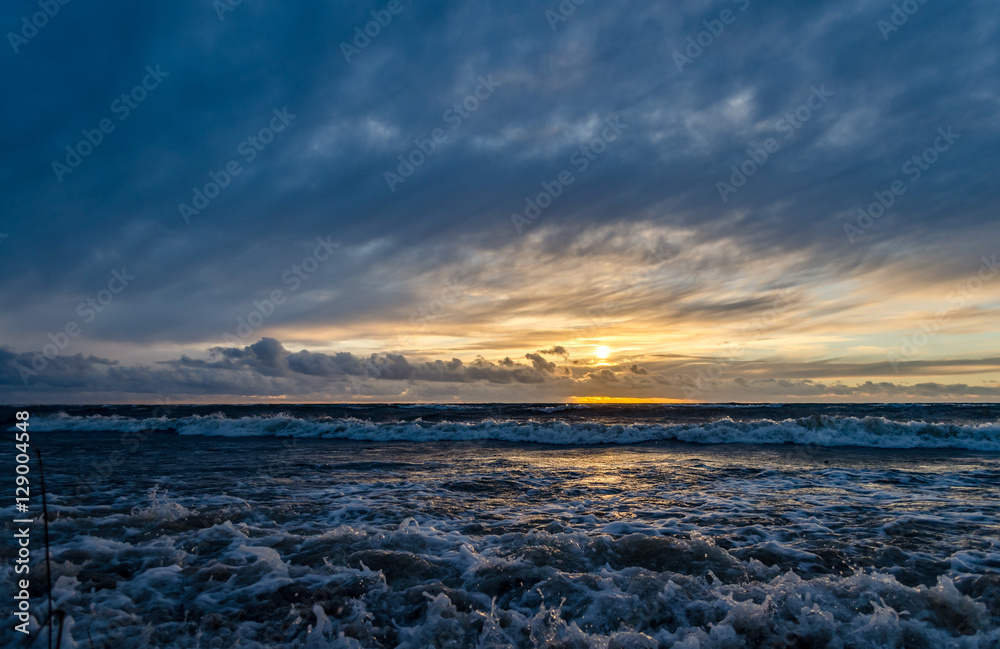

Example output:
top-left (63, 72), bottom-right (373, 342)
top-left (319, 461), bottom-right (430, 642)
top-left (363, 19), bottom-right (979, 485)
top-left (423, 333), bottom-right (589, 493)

top-left (5, 511), bottom-right (997, 648)
top-left (3, 423), bottom-right (997, 648)
top-left (23, 412), bottom-right (1000, 450)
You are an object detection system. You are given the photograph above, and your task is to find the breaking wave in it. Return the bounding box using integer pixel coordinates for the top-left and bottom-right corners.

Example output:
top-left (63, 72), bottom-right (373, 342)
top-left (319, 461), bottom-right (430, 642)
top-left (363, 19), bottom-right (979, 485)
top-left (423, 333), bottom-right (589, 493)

top-left (25, 412), bottom-right (1000, 451)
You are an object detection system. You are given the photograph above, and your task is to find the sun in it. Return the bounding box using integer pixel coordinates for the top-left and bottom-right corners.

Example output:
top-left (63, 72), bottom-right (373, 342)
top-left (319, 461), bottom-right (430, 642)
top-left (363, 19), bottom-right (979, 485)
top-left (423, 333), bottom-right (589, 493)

top-left (571, 396), bottom-right (691, 404)
top-left (595, 345), bottom-right (610, 360)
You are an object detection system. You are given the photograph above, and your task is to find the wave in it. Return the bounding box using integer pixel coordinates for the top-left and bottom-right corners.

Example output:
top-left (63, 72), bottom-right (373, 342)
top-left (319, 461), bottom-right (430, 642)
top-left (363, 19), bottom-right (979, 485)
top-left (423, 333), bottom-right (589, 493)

top-left (21, 412), bottom-right (1000, 450)
top-left (6, 497), bottom-right (997, 648)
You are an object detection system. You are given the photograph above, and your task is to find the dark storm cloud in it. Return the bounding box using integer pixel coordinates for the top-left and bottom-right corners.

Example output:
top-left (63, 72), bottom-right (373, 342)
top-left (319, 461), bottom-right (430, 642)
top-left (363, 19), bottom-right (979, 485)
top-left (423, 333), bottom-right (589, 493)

top-left (1, 0), bottom-right (998, 402)
top-left (0, 337), bottom-right (564, 400)
top-left (3, 338), bottom-right (1000, 404)
top-left (169, 338), bottom-right (557, 385)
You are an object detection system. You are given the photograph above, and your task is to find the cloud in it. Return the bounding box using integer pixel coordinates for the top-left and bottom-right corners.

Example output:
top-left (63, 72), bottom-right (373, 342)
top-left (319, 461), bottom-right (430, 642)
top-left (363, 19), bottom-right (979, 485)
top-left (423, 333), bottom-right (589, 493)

top-left (0, 1), bottom-right (997, 403)
top-left (169, 338), bottom-right (561, 386)
top-left (4, 338), bottom-right (999, 404)
top-left (524, 352), bottom-right (557, 373)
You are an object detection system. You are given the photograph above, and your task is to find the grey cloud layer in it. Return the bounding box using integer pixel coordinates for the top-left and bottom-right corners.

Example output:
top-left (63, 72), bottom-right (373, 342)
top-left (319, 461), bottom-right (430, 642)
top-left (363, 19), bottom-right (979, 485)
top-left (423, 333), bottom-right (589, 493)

top-left (4, 338), bottom-right (999, 404)
top-left (1, 0), bottom-right (998, 401)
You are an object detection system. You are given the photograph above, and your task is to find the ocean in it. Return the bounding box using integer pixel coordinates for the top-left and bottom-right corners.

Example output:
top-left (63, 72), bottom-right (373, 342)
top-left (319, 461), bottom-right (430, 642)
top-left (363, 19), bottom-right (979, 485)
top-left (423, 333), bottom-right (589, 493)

top-left (2, 403), bottom-right (999, 648)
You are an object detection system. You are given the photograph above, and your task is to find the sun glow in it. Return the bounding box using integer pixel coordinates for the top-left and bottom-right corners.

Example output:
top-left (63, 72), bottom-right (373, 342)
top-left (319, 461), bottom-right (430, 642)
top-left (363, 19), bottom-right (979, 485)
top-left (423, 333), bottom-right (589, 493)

top-left (570, 396), bottom-right (691, 404)
top-left (595, 345), bottom-right (610, 359)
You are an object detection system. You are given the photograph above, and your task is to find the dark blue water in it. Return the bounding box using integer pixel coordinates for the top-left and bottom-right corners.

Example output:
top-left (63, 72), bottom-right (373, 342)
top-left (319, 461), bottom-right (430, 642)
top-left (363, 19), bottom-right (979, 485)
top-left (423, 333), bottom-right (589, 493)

top-left (2, 403), bottom-right (998, 647)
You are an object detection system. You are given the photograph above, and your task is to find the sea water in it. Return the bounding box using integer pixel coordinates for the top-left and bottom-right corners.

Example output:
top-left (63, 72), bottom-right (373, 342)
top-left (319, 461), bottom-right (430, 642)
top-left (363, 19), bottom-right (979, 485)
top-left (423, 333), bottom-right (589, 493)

top-left (2, 403), bottom-right (998, 647)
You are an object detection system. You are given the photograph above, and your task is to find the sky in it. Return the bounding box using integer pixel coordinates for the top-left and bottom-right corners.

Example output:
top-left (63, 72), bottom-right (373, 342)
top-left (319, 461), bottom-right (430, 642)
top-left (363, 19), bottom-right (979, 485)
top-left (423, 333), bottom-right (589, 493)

top-left (1, 0), bottom-right (999, 404)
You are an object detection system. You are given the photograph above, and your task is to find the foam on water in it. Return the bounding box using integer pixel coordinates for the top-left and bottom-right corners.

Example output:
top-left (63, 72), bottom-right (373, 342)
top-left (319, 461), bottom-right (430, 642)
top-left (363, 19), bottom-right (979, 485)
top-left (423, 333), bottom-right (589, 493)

top-left (3, 406), bottom-right (999, 647)
top-left (26, 411), bottom-right (1000, 450)
top-left (3, 487), bottom-right (997, 648)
